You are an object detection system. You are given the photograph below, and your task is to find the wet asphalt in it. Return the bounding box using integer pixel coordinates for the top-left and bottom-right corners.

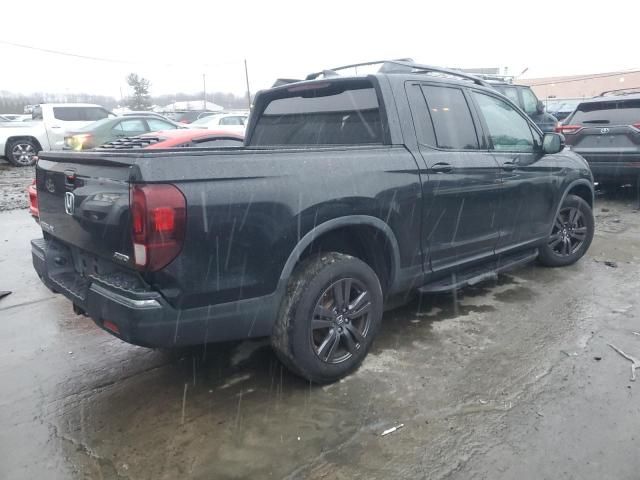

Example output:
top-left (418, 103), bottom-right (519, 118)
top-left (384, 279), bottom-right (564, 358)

top-left (1, 174), bottom-right (639, 479)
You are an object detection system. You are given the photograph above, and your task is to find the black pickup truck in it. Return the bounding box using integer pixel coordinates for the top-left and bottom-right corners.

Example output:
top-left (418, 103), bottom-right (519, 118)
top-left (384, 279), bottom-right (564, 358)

top-left (32, 60), bottom-right (595, 383)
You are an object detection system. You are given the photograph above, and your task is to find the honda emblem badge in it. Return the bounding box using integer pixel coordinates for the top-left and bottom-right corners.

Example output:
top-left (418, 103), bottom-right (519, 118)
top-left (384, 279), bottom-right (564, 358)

top-left (64, 192), bottom-right (75, 215)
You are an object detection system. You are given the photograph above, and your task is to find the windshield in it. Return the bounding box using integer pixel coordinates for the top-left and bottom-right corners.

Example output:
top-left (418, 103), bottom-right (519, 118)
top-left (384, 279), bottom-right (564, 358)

top-left (1, 3), bottom-right (639, 480)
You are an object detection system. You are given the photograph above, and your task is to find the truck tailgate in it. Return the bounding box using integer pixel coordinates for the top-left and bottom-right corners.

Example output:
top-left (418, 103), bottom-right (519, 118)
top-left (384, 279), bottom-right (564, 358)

top-left (36, 155), bottom-right (134, 268)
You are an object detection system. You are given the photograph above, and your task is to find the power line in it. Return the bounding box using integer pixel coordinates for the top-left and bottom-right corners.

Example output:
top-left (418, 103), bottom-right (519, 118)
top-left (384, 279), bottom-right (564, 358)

top-left (0, 39), bottom-right (244, 69)
top-left (527, 69), bottom-right (640, 87)
top-left (0, 39), bottom-right (135, 64)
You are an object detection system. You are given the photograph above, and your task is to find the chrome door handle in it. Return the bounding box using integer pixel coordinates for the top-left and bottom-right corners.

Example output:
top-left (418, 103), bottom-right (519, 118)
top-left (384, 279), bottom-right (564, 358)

top-left (431, 162), bottom-right (453, 173)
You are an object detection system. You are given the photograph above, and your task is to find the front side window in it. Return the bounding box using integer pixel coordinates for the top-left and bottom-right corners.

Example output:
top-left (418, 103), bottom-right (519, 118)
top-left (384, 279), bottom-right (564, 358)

top-left (421, 85), bottom-right (479, 150)
top-left (473, 92), bottom-right (535, 152)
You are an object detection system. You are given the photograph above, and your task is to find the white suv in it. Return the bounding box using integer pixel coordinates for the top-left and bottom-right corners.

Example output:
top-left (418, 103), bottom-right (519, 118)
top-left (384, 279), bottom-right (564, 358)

top-left (0, 103), bottom-right (113, 166)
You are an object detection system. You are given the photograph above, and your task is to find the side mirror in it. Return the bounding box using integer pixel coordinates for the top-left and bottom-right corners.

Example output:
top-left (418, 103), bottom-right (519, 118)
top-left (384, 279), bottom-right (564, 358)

top-left (536, 100), bottom-right (545, 114)
top-left (542, 132), bottom-right (565, 154)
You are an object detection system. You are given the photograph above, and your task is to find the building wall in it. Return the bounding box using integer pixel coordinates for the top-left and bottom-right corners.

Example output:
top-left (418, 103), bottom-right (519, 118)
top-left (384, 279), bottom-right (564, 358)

top-left (520, 71), bottom-right (640, 100)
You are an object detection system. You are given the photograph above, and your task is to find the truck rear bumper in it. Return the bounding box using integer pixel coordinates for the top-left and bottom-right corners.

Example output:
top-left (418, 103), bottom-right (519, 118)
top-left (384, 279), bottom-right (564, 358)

top-left (32, 238), bottom-right (278, 348)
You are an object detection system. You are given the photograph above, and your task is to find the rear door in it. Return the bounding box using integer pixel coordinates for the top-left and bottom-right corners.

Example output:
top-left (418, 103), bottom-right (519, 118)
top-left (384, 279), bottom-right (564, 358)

top-left (471, 90), bottom-right (559, 249)
top-left (406, 82), bottom-right (502, 272)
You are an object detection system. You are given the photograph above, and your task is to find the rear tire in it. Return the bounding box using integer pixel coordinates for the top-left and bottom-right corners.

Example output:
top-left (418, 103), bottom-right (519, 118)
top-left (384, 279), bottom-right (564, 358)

top-left (6, 138), bottom-right (39, 167)
top-left (271, 252), bottom-right (383, 384)
top-left (538, 194), bottom-right (594, 267)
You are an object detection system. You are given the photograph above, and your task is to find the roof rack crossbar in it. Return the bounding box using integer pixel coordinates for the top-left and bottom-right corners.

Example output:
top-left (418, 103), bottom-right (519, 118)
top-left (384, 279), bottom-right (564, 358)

top-left (599, 87), bottom-right (640, 97)
top-left (305, 59), bottom-right (491, 87)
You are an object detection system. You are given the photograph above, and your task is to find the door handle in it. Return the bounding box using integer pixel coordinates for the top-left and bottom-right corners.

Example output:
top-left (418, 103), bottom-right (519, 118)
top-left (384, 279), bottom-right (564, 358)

top-left (501, 161), bottom-right (516, 171)
top-left (430, 162), bottom-right (453, 173)
top-left (50, 125), bottom-right (62, 129)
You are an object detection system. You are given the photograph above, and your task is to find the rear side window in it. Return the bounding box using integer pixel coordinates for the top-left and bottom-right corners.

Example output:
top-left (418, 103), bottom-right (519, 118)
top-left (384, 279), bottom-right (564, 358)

top-left (53, 107), bottom-right (109, 121)
top-left (219, 116), bottom-right (245, 126)
top-left (498, 86), bottom-right (520, 106)
top-left (114, 119), bottom-right (146, 134)
top-left (421, 85), bottom-right (479, 150)
top-left (250, 81), bottom-right (382, 146)
top-left (146, 118), bottom-right (176, 131)
top-left (570, 99), bottom-right (640, 125)
top-left (521, 88), bottom-right (538, 115)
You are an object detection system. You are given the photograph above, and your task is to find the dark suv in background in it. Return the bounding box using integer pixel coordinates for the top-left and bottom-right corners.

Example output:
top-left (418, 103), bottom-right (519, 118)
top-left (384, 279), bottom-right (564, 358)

top-left (484, 80), bottom-right (558, 132)
top-left (558, 89), bottom-right (640, 186)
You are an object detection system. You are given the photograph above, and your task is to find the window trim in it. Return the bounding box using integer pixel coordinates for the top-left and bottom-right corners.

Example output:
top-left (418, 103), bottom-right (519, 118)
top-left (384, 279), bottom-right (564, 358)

top-left (469, 89), bottom-right (542, 154)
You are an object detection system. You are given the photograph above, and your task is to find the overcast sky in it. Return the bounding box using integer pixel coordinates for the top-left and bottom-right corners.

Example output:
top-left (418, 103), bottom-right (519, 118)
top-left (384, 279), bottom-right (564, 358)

top-left (1, 0), bottom-right (638, 99)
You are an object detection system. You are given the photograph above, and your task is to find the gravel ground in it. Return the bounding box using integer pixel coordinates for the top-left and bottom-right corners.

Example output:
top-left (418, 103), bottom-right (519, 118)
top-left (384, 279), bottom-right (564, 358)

top-left (0, 161), bottom-right (35, 211)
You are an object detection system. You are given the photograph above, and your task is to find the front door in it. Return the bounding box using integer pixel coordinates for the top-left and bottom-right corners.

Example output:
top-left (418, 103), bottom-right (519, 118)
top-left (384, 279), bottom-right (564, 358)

top-left (407, 83), bottom-right (503, 272)
top-left (470, 90), bottom-right (560, 251)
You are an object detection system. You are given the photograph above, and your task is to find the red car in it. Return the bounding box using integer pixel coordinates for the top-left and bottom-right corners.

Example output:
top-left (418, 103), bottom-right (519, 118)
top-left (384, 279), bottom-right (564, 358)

top-left (100, 128), bottom-right (244, 149)
top-left (27, 129), bottom-right (244, 219)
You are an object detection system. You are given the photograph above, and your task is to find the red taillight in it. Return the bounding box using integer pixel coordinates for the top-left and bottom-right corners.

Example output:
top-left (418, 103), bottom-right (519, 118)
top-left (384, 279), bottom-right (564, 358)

top-left (631, 122), bottom-right (640, 130)
top-left (556, 124), bottom-right (582, 135)
top-left (130, 184), bottom-right (186, 271)
top-left (27, 179), bottom-right (39, 218)
top-left (103, 320), bottom-right (120, 335)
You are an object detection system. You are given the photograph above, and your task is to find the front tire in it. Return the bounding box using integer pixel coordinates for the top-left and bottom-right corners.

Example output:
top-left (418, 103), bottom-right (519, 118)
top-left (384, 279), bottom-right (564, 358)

top-left (6, 138), bottom-right (39, 167)
top-left (271, 252), bottom-right (383, 384)
top-left (538, 194), bottom-right (594, 267)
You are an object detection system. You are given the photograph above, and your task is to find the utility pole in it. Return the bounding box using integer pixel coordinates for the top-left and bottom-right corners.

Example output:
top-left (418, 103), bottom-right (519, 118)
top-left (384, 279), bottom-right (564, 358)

top-left (202, 73), bottom-right (207, 111)
top-left (244, 59), bottom-right (252, 109)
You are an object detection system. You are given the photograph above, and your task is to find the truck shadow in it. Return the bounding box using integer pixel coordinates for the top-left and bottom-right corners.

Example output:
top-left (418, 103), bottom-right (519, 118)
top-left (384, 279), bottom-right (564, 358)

top-left (50, 271), bottom-right (536, 478)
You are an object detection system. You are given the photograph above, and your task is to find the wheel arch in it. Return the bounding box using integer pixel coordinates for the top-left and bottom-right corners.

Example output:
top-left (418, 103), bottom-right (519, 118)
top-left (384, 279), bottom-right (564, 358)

top-left (548, 179), bottom-right (594, 235)
top-left (278, 216), bottom-right (401, 294)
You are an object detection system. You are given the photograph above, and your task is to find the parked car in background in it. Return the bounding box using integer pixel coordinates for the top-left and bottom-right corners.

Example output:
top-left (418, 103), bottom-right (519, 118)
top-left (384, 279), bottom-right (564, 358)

top-left (165, 110), bottom-right (217, 124)
top-left (0, 103), bottom-right (113, 166)
top-left (487, 81), bottom-right (558, 132)
top-left (64, 115), bottom-right (184, 151)
top-left (99, 128), bottom-right (244, 150)
top-left (1, 114), bottom-right (31, 122)
top-left (27, 180), bottom-right (38, 219)
top-left (122, 111), bottom-right (171, 120)
top-left (557, 89), bottom-right (640, 186)
top-left (546, 98), bottom-right (582, 122)
top-left (27, 129), bottom-right (244, 220)
top-left (32, 60), bottom-right (594, 384)
top-left (190, 112), bottom-right (248, 134)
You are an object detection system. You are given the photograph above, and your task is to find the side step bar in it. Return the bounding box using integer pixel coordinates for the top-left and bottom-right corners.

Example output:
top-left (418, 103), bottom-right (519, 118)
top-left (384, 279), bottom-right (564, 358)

top-left (418, 249), bottom-right (538, 293)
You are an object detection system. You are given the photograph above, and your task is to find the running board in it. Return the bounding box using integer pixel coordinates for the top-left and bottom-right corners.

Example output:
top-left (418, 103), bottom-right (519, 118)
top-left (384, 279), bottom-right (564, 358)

top-left (418, 249), bottom-right (539, 293)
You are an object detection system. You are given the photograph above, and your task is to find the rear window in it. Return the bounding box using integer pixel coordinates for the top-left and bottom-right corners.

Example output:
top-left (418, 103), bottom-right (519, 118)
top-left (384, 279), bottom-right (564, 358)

top-left (249, 81), bottom-right (382, 146)
top-left (53, 106), bottom-right (110, 121)
top-left (570, 99), bottom-right (640, 125)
